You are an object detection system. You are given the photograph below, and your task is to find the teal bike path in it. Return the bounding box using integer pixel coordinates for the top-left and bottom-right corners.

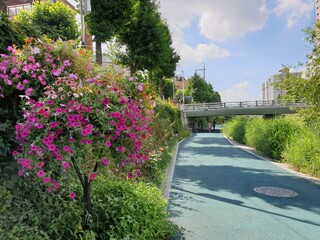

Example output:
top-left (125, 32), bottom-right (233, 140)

top-left (168, 132), bottom-right (320, 240)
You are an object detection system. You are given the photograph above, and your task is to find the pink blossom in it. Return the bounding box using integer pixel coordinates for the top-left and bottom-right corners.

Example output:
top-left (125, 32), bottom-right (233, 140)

top-left (62, 161), bottom-right (69, 169)
top-left (103, 98), bottom-right (109, 105)
top-left (128, 172), bottom-right (133, 179)
top-left (137, 84), bottom-right (143, 92)
top-left (63, 146), bottom-right (70, 152)
top-left (69, 192), bottom-right (76, 200)
top-left (18, 170), bottom-right (23, 176)
top-left (89, 173), bottom-right (96, 181)
top-left (101, 158), bottom-right (109, 166)
top-left (37, 170), bottom-right (45, 178)
top-left (136, 170), bottom-right (141, 177)
top-left (12, 151), bottom-right (19, 157)
top-left (43, 177), bottom-right (51, 184)
top-left (56, 108), bottom-right (63, 114)
top-left (105, 141), bottom-right (112, 148)
top-left (116, 146), bottom-right (126, 152)
top-left (37, 162), bottom-right (44, 168)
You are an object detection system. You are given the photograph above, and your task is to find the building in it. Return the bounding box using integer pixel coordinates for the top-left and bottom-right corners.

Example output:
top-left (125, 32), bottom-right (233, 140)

top-left (262, 75), bottom-right (284, 101)
top-left (174, 75), bottom-right (189, 91)
top-left (262, 69), bottom-right (300, 101)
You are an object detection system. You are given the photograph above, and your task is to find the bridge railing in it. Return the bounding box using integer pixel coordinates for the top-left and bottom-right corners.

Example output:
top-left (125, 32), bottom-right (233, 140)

top-left (181, 100), bottom-right (303, 111)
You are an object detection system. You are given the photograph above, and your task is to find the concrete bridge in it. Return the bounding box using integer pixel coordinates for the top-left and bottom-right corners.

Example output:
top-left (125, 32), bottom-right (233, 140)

top-left (181, 100), bottom-right (304, 128)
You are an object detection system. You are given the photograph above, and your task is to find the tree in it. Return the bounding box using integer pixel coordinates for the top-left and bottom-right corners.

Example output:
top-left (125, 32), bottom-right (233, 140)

top-left (188, 73), bottom-right (221, 103)
top-left (14, 0), bottom-right (79, 41)
top-left (278, 24), bottom-right (320, 131)
top-left (86, 0), bottom-right (136, 64)
top-left (118, 0), bottom-right (179, 79)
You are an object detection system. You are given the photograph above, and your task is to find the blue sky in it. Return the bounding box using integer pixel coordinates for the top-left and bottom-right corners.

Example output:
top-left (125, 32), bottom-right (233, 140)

top-left (159, 0), bottom-right (315, 102)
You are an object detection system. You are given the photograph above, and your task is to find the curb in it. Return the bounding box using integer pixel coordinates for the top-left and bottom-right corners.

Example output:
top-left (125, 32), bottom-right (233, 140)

top-left (162, 137), bottom-right (188, 200)
top-left (225, 135), bottom-right (320, 185)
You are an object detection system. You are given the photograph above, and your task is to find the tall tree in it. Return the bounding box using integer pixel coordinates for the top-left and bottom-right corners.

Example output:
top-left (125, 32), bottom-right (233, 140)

top-left (86, 0), bottom-right (136, 64)
top-left (188, 73), bottom-right (221, 103)
top-left (118, 0), bottom-right (179, 78)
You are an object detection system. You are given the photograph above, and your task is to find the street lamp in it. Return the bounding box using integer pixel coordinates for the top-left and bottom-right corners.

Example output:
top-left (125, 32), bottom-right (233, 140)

top-left (80, 0), bottom-right (91, 46)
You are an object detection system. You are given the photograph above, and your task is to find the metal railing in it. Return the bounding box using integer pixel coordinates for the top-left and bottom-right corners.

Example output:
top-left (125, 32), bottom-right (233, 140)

top-left (181, 100), bottom-right (303, 111)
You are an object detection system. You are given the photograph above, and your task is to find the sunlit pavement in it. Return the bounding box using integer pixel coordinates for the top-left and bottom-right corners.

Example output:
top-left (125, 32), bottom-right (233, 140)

top-left (168, 130), bottom-right (320, 240)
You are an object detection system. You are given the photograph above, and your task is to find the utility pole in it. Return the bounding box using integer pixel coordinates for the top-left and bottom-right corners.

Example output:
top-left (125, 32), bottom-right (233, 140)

top-left (182, 70), bottom-right (185, 105)
top-left (195, 62), bottom-right (206, 82)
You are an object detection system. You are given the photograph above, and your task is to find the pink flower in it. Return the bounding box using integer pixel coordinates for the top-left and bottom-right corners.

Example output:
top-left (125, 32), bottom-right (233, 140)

top-left (105, 141), bottom-right (111, 148)
top-left (18, 170), bottom-right (23, 176)
top-left (62, 161), bottom-right (69, 169)
top-left (128, 172), bottom-right (133, 179)
top-left (137, 84), bottom-right (143, 92)
top-left (69, 192), bottom-right (76, 200)
top-left (56, 108), bottom-right (63, 114)
top-left (116, 146), bottom-right (126, 152)
top-left (63, 146), bottom-right (70, 152)
top-left (37, 162), bottom-right (44, 168)
top-left (136, 170), bottom-right (141, 177)
top-left (37, 170), bottom-right (45, 178)
top-left (89, 173), bottom-right (96, 181)
top-left (43, 177), bottom-right (51, 184)
top-left (101, 158), bottom-right (109, 166)
top-left (86, 106), bottom-right (92, 113)
top-left (12, 151), bottom-right (19, 157)
top-left (103, 98), bottom-right (109, 105)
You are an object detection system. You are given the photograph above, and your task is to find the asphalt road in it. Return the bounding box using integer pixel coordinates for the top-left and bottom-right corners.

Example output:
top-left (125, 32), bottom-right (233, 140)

top-left (168, 131), bottom-right (320, 240)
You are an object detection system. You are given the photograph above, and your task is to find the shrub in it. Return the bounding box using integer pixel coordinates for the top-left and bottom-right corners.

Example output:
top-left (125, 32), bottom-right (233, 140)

top-left (0, 183), bottom-right (84, 240)
top-left (282, 127), bottom-right (320, 177)
top-left (245, 117), bottom-right (300, 160)
top-left (91, 176), bottom-right (174, 240)
top-left (222, 116), bottom-right (249, 144)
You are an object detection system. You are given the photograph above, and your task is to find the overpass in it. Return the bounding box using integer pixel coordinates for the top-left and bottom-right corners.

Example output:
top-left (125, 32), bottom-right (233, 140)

top-left (181, 100), bottom-right (303, 117)
top-left (180, 100), bottom-right (304, 128)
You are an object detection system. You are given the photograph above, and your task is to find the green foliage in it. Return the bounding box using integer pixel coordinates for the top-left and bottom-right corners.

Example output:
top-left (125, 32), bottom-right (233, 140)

top-left (245, 117), bottom-right (300, 160)
top-left (0, 13), bottom-right (24, 54)
top-left (222, 117), bottom-right (249, 144)
top-left (118, 0), bottom-right (179, 77)
top-left (14, 0), bottom-right (79, 40)
top-left (188, 73), bottom-right (220, 103)
top-left (282, 127), bottom-right (320, 177)
top-left (0, 183), bottom-right (84, 240)
top-left (86, 0), bottom-right (136, 42)
top-left (277, 23), bottom-right (320, 131)
top-left (91, 176), bottom-right (174, 240)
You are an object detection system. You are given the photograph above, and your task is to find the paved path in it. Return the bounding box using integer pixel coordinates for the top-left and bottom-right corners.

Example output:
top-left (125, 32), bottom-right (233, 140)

top-left (168, 131), bottom-right (320, 240)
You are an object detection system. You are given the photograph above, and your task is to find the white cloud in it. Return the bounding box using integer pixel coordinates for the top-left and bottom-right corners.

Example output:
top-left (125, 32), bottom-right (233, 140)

top-left (159, 0), bottom-right (270, 65)
top-left (273, 0), bottom-right (314, 27)
top-left (219, 81), bottom-right (254, 102)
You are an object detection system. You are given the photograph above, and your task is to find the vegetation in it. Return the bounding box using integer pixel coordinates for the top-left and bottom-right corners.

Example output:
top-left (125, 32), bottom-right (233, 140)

top-left (0, 13), bottom-right (24, 54)
top-left (86, 0), bottom-right (136, 64)
top-left (14, 0), bottom-right (79, 41)
top-left (222, 116), bottom-right (249, 144)
top-left (222, 115), bottom-right (320, 178)
top-left (277, 23), bottom-right (320, 132)
top-left (186, 73), bottom-right (221, 103)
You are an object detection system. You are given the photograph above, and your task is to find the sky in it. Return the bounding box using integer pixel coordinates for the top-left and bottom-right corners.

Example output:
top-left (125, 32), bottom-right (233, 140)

top-left (158, 0), bottom-right (316, 102)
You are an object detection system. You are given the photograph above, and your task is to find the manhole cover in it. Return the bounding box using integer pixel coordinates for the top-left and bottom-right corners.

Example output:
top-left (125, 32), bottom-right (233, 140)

top-left (253, 186), bottom-right (298, 197)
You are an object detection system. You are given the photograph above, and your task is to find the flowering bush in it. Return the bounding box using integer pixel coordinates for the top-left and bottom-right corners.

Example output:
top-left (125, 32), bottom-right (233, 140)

top-left (0, 38), bottom-right (92, 98)
top-left (0, 39), bottom-right (156, 230)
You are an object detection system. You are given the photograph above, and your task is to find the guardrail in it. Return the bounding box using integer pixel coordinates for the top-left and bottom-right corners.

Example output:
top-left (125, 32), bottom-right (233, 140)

top-left (181, 100), bottom-right (303, 111)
